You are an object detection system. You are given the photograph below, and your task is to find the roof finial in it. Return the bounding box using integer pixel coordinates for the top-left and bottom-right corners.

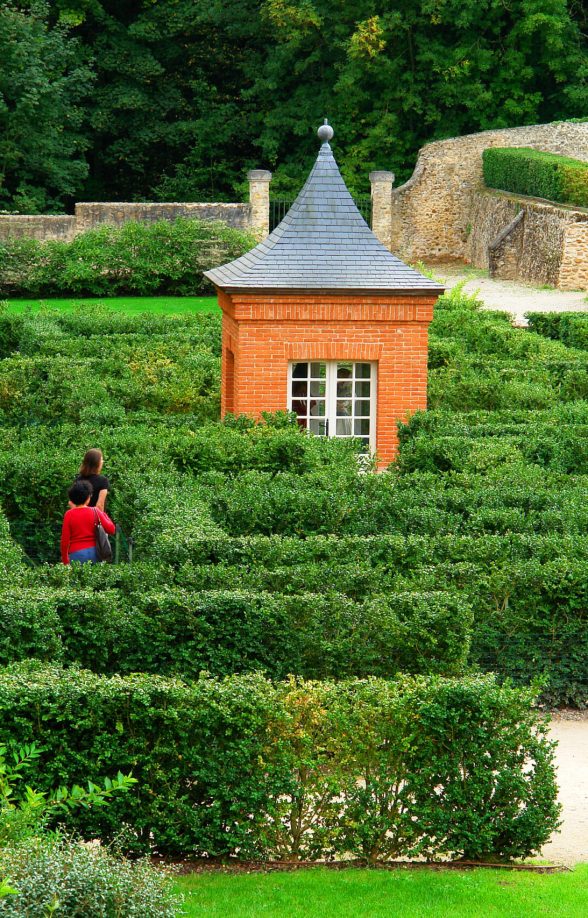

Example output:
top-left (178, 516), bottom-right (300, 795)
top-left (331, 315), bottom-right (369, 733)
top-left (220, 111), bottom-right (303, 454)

top-left (317, 119), bottom-right (334, 144)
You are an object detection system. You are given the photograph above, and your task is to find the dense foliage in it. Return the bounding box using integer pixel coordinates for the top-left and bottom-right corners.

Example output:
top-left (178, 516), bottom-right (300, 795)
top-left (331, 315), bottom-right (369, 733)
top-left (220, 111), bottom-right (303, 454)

top-left (0, 836), bottom-right (178, 917)
top-left (527, 311), bottom-right (588, 350)
top-left (0, 287), bottom-right (587, 705)
top-left (0, 218), bottom-right (255, 297)
top-left (2, 1), bottom-right (587, 209)
top-left (0, 2), bottom-right (93, 213)
top-left (0, 663), bottom-right (559, 861)
top-left (483, 147), bottom-right (588, 207)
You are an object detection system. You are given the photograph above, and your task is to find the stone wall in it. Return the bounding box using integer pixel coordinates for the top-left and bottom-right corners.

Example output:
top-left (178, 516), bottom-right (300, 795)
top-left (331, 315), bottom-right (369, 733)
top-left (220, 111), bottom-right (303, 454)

top-left (387, 120), bottom-right (588, 269)
top-left (74, 202), bottom-right (252, 234)
top-left (0, 215), bottom-right (76, 242)
top-left (0, 174), bottom-right (270, 243)
top-left (466, 189), bottom-right (588, 287)
top-left (560, 223), bottom-right (588, 290)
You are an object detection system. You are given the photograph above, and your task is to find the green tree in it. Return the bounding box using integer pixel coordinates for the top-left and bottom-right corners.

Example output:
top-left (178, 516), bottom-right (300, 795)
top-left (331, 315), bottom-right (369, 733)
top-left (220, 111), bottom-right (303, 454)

top-left (4, 1), bottom-right (587, 205)
top-left (0, 1), bottom-right (94, 212)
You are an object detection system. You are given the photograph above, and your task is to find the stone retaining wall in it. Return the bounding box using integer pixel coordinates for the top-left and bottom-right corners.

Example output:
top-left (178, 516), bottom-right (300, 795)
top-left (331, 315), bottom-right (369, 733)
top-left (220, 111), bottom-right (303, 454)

top-left (74, 202), bottom-right (252, 234)
top-left (387, 120), bottom-right (588, 287)
top-left (466, 190), bottom-right (588, 288)
top-left (559, 223), bottom-right (588, 291)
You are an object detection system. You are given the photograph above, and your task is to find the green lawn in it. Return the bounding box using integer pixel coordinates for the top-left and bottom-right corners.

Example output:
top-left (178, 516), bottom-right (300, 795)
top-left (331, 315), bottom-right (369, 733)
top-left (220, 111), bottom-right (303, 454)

top-left (174, 866), bottom-right (588, 918)
top-left (5, 295), bottom-right (219, 315)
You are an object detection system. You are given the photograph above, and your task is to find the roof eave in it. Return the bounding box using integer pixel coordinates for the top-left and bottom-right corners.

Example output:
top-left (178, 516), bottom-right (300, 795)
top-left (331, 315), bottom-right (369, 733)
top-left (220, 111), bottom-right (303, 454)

top-left (208, 284), bottom-right (445, 297)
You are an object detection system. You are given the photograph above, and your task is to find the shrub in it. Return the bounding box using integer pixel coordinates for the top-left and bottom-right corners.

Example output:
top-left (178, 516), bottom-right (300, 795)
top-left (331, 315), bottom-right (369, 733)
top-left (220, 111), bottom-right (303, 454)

top-left (483, 147), bottom-right (588, 207)
top-left (0, 836), bottom-right (178, 917)
top-left (0, 663), bottom-right (559, 862)
top-left (0, 217), bottom-right (256, 297)
top-left (0, 514), bottom-right (24, 584)
top-left (0, 585), bottom-right (471, 679)
top-left (527, 312), bottom-right (588, 351)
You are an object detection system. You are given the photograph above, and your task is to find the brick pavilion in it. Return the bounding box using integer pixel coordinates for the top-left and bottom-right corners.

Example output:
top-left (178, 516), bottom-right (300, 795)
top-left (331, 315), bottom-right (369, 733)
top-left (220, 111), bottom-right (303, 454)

top-left (204, 121), bottom-right (444, 466)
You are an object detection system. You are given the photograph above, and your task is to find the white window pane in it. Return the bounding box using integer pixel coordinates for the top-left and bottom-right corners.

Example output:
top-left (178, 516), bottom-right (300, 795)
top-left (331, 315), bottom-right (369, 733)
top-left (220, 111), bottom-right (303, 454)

top-left (354, 419), bottom-right (370, 437)
top-left (310, 380), bottom-right (326, 397)
top-left (310, 400), bottom-right (326, 417)
top-left (355, 381), bottom-right (370, 398)
top-left (337, 362), bottom-right (353, 378)
top-left (292, 362), bottom-right (308, 379)
top-left (309, 418), bottom-right (328, 435)
top-left (336, 399), bottom-right (352, 417)
top-left (355, 400), bottom-right (371, 416)
top-left (292, 380), bottom-right (307, 398)
top-left (292, 399), bottom-right (308, 417)
top-left (356, 363), bottom-right (371, 379)
top-left (336, 418), bottom-right (353, 436)
top-left (337, 381), bottom-right (352, 398)
top-left (310, 362), bottom-right (326, 378)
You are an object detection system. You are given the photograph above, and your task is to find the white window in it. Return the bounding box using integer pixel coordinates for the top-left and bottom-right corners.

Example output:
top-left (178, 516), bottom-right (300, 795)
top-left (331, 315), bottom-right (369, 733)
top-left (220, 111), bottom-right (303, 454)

top-left (288, 361), bottom-right (376, 450)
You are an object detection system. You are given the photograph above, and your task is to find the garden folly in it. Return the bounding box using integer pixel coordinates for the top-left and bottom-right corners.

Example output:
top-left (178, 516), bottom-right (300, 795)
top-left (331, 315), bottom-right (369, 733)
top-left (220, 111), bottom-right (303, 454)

top-left (205, 121), bottom-right (444, 466)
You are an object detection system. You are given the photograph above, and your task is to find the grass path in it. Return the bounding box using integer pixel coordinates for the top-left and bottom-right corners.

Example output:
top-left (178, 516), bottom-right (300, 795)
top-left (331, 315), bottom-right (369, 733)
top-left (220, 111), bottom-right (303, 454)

top-left (5, 296), bottom-right (219, 315)
top-left (174, 866), bottom-right (588, 918)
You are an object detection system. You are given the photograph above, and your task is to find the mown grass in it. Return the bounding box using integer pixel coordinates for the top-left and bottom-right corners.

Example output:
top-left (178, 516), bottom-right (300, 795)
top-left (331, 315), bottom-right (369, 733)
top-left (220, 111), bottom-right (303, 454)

top-left (174, 866), bottom-right (588, 918)
top-left (5, 295), bottom-right (220, 315)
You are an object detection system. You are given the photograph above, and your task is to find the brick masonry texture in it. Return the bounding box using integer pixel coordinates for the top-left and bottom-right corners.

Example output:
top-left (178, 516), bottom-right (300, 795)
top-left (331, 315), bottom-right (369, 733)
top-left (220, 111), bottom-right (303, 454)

top-left (218, 291), bottom-right (436, 467)
top-left (385, 120), bottom-right (588, 290)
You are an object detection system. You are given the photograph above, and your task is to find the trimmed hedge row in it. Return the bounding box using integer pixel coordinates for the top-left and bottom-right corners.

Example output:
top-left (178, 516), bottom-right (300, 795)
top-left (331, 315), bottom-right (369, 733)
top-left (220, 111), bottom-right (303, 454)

top-left (26, 526), bottom-right (588, 704)
top-left (482, 146), bottom-right (588, 207)
top-left (0, 217), bottom-right (255, 297)
top-left (0, 586), bottom-right (471, 679)
top-left (0, 663), bottom-right (559, 861)
top-left (198, 466), bottom-right (588, 538)
top-left (527, 312), bottom-right (588, 351)
top-left (0, 420), bottom-right (361, 561)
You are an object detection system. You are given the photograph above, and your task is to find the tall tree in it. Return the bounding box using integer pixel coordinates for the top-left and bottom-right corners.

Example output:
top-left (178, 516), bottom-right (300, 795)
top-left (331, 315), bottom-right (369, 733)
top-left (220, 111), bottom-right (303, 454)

top-left (0, 1), bottom-right (94, 212)
top-left (2, 1), bottom-right (587, 207)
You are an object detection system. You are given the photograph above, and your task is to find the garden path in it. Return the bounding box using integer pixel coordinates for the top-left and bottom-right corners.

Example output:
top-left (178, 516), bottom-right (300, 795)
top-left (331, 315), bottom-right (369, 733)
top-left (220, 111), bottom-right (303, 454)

top-left (542, 712), bottom-right (588, 865)
top-left (426, 263), bottom-right (588, 325)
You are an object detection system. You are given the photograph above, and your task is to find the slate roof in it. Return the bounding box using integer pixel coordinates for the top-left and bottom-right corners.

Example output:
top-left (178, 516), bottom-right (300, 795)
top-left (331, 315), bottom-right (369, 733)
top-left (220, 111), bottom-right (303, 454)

top-left (204, 126), bottom-right (444, 295)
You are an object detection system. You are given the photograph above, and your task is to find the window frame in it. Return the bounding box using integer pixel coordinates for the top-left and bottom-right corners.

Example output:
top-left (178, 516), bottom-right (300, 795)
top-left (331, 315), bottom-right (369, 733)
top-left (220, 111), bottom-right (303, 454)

top-left (287, 360), bottom-right (377, 452)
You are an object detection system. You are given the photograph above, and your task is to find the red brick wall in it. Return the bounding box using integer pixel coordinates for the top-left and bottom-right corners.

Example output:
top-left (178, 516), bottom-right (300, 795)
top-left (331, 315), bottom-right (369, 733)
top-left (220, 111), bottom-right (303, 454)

top-left (217, 291), bottom-right (437, 466)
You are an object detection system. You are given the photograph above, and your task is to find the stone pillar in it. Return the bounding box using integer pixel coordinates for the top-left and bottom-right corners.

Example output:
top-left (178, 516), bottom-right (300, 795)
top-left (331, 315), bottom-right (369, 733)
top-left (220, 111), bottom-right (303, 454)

top-left (369, 171), bottom-right (395, 250)
top-left (248, 170), bottom-right (272, 239)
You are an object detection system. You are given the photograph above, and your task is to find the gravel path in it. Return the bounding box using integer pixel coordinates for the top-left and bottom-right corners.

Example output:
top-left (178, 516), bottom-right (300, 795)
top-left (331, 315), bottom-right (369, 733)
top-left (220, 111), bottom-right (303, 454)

top-left (420, 265), bottom-right (588, 864)
top-left (541, 713), bottom-right (588, 865)
top-left (425, 263), bottom-right (588, 325)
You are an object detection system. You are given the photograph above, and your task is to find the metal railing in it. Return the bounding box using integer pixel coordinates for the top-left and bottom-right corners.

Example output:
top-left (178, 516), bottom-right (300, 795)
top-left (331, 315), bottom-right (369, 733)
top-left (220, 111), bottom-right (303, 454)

top-left (270, 196), bottom-right (372, 232)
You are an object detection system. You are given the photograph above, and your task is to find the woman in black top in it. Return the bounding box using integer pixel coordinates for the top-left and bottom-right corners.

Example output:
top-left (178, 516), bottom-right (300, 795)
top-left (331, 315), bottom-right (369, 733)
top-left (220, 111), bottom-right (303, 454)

top-left (76, 448), bottom-right (110, 511)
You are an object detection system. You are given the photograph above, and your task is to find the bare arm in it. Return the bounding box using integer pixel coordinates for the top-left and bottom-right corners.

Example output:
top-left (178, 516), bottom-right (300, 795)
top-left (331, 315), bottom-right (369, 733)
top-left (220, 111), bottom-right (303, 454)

top-left (96, 489), bottom-right (108, 512)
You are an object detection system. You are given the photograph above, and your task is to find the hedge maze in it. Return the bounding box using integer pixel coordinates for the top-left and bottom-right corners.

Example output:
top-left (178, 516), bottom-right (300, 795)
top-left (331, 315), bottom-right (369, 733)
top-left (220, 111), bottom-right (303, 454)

top-left (0, 286), bottom-right (584, 859)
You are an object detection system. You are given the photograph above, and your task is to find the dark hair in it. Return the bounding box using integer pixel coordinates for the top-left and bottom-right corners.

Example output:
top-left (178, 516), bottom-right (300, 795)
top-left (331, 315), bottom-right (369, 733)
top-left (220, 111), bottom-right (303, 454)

top-left (80, 448), bottom-right (103, 477)
top-left (68, 479), bottom-right (93, 507)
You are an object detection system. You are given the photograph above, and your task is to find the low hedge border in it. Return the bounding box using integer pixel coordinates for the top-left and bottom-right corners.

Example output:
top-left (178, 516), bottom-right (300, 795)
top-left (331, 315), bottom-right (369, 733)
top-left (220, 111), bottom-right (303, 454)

top-left (0, 663), bottom-right (560, 862)
top-left (0, 587), bottom-right (472, 679)
top-left (482, 147), bottom-right (588, 207)
top-left (527, 312), bottom-right (588, 351)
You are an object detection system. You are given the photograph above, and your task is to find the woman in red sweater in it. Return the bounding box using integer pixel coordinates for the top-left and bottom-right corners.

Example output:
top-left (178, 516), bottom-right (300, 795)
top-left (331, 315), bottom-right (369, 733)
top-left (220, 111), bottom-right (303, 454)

top-left (61, 479), bottom-right (116, 565)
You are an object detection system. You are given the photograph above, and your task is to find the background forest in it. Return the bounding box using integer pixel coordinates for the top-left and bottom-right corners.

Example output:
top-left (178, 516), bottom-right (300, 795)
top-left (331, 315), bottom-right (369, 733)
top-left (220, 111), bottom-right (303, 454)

top-left (1, 0), bottom-right (587, 213)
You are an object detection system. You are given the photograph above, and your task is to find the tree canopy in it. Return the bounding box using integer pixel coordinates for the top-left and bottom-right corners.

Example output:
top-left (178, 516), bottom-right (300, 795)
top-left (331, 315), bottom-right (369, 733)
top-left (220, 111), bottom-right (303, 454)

top-left (2, 0), bottom-right (587, 211)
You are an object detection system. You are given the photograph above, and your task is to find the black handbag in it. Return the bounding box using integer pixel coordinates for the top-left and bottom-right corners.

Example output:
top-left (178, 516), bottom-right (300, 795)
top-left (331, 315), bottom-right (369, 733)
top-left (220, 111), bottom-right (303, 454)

top-left (93, 509), bottom-right (113, 563)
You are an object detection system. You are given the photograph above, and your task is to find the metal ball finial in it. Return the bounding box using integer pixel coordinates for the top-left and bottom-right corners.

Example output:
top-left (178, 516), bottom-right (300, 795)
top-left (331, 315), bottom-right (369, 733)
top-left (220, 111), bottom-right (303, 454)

top-left (317, 119), bottom-right (334, 143)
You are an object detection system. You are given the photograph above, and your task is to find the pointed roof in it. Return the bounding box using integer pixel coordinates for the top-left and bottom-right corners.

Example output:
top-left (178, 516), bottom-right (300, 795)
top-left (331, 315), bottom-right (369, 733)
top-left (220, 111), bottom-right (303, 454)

top-left (204, 122), bottom-right (444, 295)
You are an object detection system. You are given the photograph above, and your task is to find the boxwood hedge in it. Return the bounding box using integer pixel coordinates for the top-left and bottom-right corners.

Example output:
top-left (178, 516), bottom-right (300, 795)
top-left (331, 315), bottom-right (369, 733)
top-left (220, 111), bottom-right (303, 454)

top-left (483, 146), bottom-right (588, 207)
top-left (0, 663), bottom-right (559, 862)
